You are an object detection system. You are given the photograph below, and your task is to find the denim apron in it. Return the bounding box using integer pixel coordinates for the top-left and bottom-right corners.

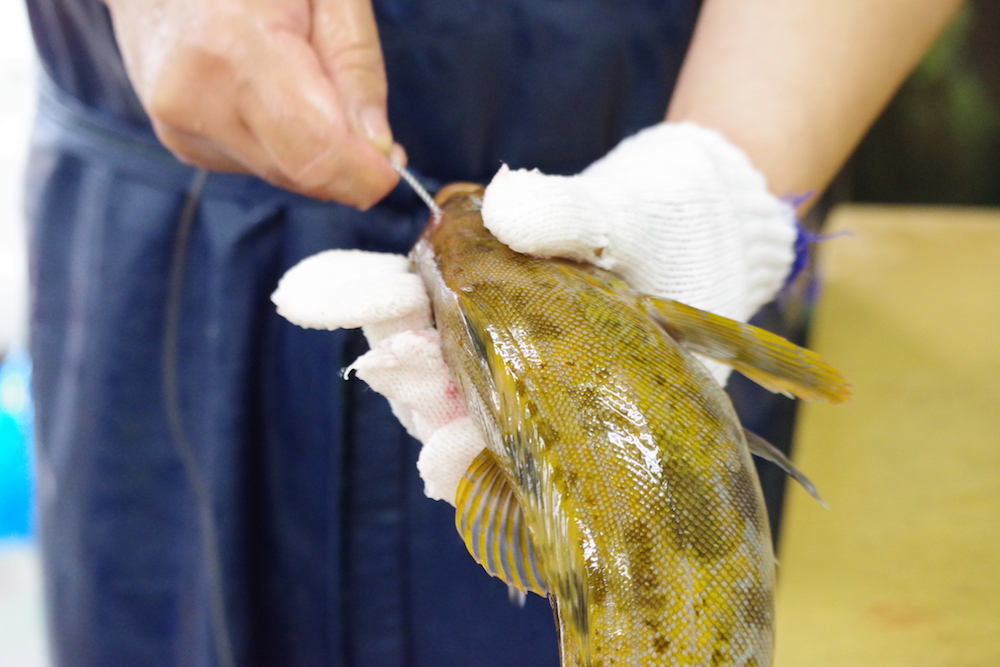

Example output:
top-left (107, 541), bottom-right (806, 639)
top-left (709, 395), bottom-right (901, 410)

top-left (24, 1), bottom-right (704, 664)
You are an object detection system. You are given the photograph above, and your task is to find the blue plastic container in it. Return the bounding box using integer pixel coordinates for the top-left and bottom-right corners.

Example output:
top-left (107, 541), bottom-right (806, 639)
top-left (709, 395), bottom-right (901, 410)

top-left (0, 349), bottom-right (34, 538)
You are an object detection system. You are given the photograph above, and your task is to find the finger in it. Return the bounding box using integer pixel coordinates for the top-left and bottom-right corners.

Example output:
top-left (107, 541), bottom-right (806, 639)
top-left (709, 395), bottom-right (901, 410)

top-left (235, 31), bottom-right (398, 207)
top-left (154, 124), bottom-right (254, 174)
top-left (156, 91), bottom-right (369, 201)
top-left (140, 29), bottom-right (285, 179)
top-left (311, 0), bottom-right (393, 154)
top-left (156, 123), bottom-right (326, 197)
top-left (158, 121), bottom-right (314, 195)
top-left (390, 142), bottom-right (408, 168)
top-left (151, 80), bottom-right (302, 188)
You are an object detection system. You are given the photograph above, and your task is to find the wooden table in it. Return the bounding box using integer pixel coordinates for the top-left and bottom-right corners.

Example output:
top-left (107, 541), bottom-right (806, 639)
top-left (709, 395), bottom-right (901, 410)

top-left (774, 206), bottom-right (1000, 666)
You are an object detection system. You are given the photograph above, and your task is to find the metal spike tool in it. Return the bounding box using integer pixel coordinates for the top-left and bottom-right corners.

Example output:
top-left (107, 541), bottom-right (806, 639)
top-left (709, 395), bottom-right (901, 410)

top-left (391, 160), bottom-right (442, 216)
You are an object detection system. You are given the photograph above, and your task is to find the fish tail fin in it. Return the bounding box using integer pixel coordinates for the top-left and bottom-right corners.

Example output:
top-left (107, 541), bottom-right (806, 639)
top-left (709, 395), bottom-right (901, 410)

top-left (644, 296), bottom-right (851, 403)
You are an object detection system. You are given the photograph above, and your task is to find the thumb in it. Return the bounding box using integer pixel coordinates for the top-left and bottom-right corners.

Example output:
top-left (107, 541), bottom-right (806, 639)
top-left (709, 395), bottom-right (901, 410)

top-left (311, 0), bottom-right (394, 154)
top-left (481, 164), bottom-right (615, 266)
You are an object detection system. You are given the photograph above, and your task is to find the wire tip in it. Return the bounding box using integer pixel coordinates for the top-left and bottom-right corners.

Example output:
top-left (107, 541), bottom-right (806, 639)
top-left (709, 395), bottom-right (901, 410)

top-left (391, 160), bottom-right (441, 216)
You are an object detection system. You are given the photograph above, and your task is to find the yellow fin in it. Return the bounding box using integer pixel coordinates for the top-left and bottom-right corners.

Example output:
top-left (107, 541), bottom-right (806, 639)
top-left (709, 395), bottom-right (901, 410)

top-left (644, 296), bottom-right (851, 403)
top-left (455, 449), bottom-right (548, 597)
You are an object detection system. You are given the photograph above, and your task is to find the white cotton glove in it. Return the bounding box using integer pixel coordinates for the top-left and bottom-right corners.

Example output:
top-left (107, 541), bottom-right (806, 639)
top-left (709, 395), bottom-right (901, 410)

top-left (271, 249), bottom-right (487, 505)
top-left (272, 122), bottom-right (798, 503)
top-left (481, 122), bottom-right (798, 356)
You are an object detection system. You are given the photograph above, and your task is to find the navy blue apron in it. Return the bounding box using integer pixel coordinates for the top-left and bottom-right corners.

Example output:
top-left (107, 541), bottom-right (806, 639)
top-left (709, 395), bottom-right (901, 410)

top-left (23, 1), bottom-right (794, 666)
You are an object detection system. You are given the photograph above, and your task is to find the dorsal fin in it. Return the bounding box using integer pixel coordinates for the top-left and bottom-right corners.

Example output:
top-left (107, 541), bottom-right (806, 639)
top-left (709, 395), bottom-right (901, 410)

top-left (644, 295), bottom-right (851, 403)
top-left (455, 449), bottom-right (548, 597)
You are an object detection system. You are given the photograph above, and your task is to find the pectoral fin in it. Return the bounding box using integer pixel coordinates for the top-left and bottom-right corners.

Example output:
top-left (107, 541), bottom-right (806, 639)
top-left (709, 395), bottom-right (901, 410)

top-left (455, 449), bottom-right (548, 597)
top-left (644, 296), bottom-right (851, 403)
top-left (744, 429), bottom-right (828, 508)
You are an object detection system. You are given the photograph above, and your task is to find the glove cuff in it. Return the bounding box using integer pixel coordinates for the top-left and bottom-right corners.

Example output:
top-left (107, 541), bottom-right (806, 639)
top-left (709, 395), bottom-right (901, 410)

top-left (585, 122), bottom-right (797, 322)
top-left (675, 123), bottom-right (798, 316)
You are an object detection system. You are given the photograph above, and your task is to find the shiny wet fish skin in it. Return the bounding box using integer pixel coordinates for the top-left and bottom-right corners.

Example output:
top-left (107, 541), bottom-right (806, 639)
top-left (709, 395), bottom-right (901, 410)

top-left (412, 184), bottom-right (847, 667)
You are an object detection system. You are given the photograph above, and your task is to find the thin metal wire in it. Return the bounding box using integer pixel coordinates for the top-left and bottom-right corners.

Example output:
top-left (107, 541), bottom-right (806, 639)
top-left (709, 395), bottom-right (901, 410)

top-left (391, 159), bottom-right (441, 216)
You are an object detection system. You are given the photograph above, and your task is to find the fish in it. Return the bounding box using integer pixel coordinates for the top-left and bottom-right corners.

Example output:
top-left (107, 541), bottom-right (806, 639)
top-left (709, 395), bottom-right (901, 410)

top-left (410, 183), bottom-right (850, 667)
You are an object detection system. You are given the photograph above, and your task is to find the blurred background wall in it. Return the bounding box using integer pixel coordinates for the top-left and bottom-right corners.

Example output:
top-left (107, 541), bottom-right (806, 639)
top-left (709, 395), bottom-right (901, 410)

top-left (841, 0), bottom-right (1000, 207)
top-left (0, 1), bottom-right (33, 356)
top-left (0, 1), bottom-right (44, 666)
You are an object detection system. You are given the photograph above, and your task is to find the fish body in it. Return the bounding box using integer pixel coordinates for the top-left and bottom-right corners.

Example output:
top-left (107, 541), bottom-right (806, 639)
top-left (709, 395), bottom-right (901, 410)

top-left (411, 184), bottom-right (847, 667)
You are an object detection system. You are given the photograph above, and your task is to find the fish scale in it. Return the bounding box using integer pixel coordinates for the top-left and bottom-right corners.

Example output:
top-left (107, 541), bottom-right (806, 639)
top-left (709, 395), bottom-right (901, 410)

top-left (482, 266), bottom-right (766, 665)
top-left (413, 184), bottom-right (848, 666)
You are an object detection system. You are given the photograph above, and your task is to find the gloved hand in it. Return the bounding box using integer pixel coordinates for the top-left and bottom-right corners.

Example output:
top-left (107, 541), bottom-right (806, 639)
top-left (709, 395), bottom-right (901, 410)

top-left (272, 249), bottom-right (487, 506)
top-left (272, 122), bottom-right (799, 506)
top-left (482, 122), bottom-right (797, 324)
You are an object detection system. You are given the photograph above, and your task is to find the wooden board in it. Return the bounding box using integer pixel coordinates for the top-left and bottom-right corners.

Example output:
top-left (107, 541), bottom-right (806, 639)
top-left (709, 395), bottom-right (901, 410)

top-left (774, 205), bottom-right (1000, 666)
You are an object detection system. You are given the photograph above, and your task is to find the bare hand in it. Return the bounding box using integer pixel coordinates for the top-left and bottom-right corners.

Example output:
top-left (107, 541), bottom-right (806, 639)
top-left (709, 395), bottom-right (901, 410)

top-left (104, 0), bottom-right (403, 209)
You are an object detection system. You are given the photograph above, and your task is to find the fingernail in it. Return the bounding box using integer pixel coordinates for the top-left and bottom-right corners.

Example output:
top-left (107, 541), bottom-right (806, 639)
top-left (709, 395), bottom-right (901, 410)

top-left (358, 106), bottom-right (393, 155)
top-left (389, 143), bottom-right (408, 168)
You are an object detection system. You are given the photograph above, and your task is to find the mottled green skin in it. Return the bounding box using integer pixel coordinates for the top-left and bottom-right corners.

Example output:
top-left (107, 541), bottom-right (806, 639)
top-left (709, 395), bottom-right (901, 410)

top-left (412, 188), bottom-right (774, 667)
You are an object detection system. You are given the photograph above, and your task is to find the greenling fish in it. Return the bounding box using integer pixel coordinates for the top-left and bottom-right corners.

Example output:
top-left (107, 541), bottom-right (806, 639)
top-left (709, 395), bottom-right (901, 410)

top-left (411, 183), bottom-right (849, 667)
